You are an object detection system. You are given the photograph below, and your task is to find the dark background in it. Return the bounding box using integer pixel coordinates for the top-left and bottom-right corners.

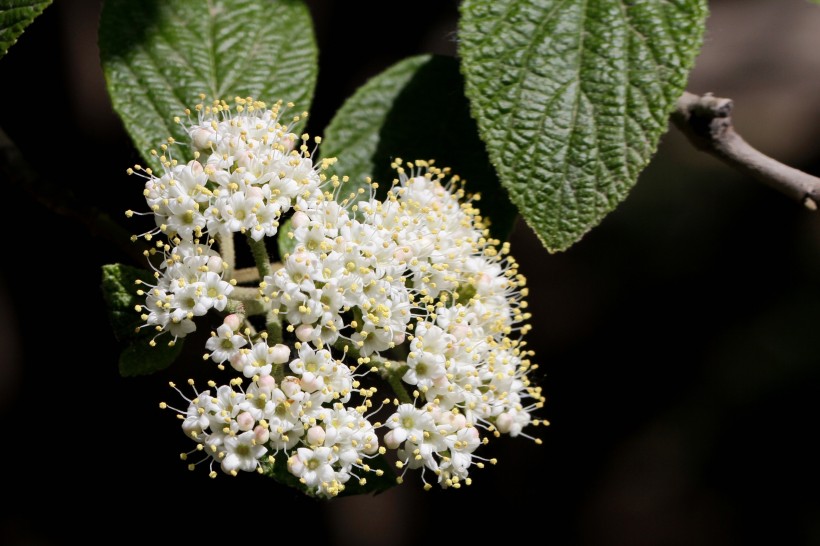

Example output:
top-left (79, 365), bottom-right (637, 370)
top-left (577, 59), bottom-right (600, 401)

top-left (2, 0), bottom-right (820, 544)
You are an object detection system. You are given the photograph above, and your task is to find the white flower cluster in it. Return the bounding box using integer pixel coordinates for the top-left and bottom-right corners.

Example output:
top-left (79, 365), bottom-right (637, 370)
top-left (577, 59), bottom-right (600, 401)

top-left (130, 98), bottom-right (545, 497)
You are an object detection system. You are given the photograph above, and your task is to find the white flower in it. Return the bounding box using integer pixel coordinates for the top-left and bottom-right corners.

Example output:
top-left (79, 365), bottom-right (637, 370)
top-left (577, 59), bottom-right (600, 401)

top-left (404, 323), bottom-right (452, 388)
top-left (220, 431), bottom-right (267, 474)
top-left (205, 323), bottom-right (247, 364)
top-left (134, 101), bottom-right (545, 490)
top-left (237, 341), bottom-right (276, 378)
top-left (287, 446), bottom-right (345, 496)
top-left (384, 403), bottom-right (436, 448)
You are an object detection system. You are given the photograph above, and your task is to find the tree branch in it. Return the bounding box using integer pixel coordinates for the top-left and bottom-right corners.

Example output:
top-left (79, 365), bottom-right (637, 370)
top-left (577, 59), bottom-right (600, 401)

top-left (671, 91), bottom-right (820, 211)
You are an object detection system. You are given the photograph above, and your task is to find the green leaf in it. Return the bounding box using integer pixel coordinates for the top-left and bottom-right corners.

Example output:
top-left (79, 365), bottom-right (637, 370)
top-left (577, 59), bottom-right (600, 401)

top-left (101, 263), bottom-right (184, 377)
top-left (0, 0), bottom-right (51, 60)
top-left (459, 0), bottom-right (708, 251)
top-left (118, 338), bottom-right (184, 377)
top-left (260, 451), bottom-right (396, 497)
top-left (101, 263), bottom-right (151, 341)
top-left (322, 54), bottom-right (518, 240)
top-left (276, 216), bottom-right (297, 259)
top-left (99, 0), bottom-right (317, 172)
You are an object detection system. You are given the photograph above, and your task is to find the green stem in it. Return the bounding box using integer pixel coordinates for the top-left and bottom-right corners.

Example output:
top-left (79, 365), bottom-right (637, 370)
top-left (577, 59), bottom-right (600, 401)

top-left (232, 263), bottom-right (284, 284)
top-left (385, 372), bottom-right (413, 405)
top-left (225, 295), bottom-right (266, 317)
top-left (266, 307), bottom-right (283, 345)
top-left (217, 233), bottom-right (236, 279)
top-left (246, 234), bottom-right (272, 279)
top-left (334, 340), bottom-right (412, 404)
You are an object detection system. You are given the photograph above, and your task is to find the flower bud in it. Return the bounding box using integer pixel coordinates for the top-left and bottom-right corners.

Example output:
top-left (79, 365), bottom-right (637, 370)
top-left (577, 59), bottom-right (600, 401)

top-left (300, 372), bottom-right (323, 393)
top-left (295, 324), bottom-right (314, 342)
top-left (236, 411), bottom-right (254, 431)
top-left (291, 211), bottom-right (310, 228)
top-left (257, 375), bottom-right (276, 392)
top-left (253, 425), bottom-right (270, 444)
top-left (229, 353), bottom-right (244, 373)
top-left (207, 255), bottom-right (224, 274)
top-left (223, 314), bottom-right (241, 331)
top-left (495, 412), bottom-right (513, 434)
top-left (281, 377), bottom-right (302, 398)
top-left (191, 128), bottom-right (213, 150)
top-left (271, 344), bottom-right (290, 364)
top-left (306, 425), bottom-right (326, 446)
top-left (384, 429), bottom-right (402, 450)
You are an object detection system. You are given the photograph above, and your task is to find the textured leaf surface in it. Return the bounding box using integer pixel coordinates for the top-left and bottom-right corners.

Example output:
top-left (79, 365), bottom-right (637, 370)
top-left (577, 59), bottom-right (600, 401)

top-left (0, 0), bottom-right (51, 59)
top-left (459, 0), bottom-right (708, 251)
top-left (101, 263), bottom-right (184, 377)
top-left (276, 217), bottom-right (297, 259)
top-left (99, 0), bottom-right (317, 172)
top-left (322, 55), bottom-right (518, 240)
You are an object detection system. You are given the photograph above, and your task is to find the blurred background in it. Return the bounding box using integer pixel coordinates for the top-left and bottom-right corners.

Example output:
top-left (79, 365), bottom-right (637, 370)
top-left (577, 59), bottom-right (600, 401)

top-left (1, 0), bottom-right (819, 544)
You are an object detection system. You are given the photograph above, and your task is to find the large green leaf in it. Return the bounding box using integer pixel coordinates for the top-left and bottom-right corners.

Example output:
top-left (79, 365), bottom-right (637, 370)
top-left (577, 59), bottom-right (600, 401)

top-left (322, 55), bottom-right (518, 240)
top-left (99, 0), bottom-right (317, 172)
top-left (459, 0), bottom-right (708, 251)
top-left (0, 0), bottom-right (51, 60)
top-left (101, 263), bottom-right (184, 377)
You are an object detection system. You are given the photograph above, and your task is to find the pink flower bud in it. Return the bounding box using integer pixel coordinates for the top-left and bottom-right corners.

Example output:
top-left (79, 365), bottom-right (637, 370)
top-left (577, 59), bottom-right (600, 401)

top-left (281, 377), bottom-right (302, 398)
top-left (300, 372), bottom-right (323, 393)
top-left (223, 314), bottom-right (241, 331)
top-left (306, 425), bottom-right (326, 446)
top-left (188, 160), bottom-right (204, 175)
top-left (257, 375), bottom-right (276, 392)
top-left (229, 353), bottom-right (244, 373)
top-left (236, 411), bottom-right (254, 431)
top-left (254, 425), bottom-right (270, 444)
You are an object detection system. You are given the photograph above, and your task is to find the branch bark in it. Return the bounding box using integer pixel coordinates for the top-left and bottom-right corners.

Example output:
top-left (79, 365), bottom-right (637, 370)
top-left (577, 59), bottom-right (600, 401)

top-left (671, 91), bottom-right (820, 211)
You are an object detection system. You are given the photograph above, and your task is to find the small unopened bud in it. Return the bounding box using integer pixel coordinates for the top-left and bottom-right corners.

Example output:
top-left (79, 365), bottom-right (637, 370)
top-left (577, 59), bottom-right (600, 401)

top-left (271, 344), bottom-right (290, 364)
top-left (253, 425), bottom-right (270, 444)
top-left (393, 246), bottom-right (413, 263)
top-left (257, 374), bottom-right (276, 392)
top-left (281, 135), bottom-right (296, 152)
top-left (306, 425), bottom-right (326, 446)
top-left (295, 324), bottom-right (314, 342)
top-left (246, 186), bottom-right (264, 200)
top-left (281, 377), bottom-right (302, 398)
top-left (451, 323), bottom-right (470, 341)
top-left (229, 353), bottom-right (244, 373)
top-left (236, 150), bottom-right (253, 169)
top-left (191, 128), bottom-right (213, 149)
top-left (384, 430), bottom-right (402, 450)
top-left (207, 255), bottom-right (224, 274)
top-left (300, 372), bottom-right (323, 393)
top-left (495, 412), bottom-right (513, 434)
top-left (236, 411), bottom-right (254, 431)
top-left (223, 314), bottom-right (241, 331)
top-left (291, 211), bottom-right (310, 228)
